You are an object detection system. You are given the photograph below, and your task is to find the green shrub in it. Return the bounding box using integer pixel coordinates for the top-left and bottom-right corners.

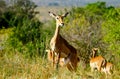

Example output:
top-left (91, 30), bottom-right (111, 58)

top-left (3, 0), bottom-right (47, 58)
top-left (102, 7), bottom-right (120, 65)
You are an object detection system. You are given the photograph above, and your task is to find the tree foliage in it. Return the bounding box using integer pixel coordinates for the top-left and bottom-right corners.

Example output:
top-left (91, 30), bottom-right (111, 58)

top-left (0, 0), bottom-right (38, 28)
top-left (102, 7), bottom-right (120, 64)
top-left (2, 0), bottom-right (47, 58)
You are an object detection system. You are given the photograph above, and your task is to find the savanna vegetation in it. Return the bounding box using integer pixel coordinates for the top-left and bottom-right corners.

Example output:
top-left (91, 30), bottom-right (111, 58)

top-left (0, 0), bottom-right (120, 79)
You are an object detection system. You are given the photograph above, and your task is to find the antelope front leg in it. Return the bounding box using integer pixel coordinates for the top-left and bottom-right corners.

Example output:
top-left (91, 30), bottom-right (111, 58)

top-left (98, 61), bottom-right (102, 71)
top-left (52, 51), bottom-right (55, 67)
top-left (56, 53), bottom-right (61, 70)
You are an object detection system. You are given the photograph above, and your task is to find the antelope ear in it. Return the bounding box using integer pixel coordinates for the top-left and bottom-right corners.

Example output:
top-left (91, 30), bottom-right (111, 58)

top-left (48, 11), bottom-right (56, 18)
top-left (62, 12), bottom-right (69, 17)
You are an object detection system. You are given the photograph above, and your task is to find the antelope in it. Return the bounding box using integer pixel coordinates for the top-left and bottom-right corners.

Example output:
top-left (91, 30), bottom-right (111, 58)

top-left (101, 62), bottom-right (113, 75)
top-left (90, 48), bottom-right (106, 72)
top-left (48, 11), bottom-right (79, 71)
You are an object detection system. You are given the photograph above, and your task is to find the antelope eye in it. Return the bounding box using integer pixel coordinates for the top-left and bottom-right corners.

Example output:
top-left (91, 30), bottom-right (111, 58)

top-left (56, 17), bottom-right (59, 19)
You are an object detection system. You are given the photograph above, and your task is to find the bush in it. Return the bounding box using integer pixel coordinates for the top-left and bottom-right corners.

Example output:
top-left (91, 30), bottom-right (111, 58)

top-left (102, 7), bottom-right (120, 65)
top-left (3, 0), bottom-right (47, 58)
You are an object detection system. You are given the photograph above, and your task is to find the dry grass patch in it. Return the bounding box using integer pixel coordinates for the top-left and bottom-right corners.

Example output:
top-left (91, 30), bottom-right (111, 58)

top-left (0, 51), bottom-right (120, 79)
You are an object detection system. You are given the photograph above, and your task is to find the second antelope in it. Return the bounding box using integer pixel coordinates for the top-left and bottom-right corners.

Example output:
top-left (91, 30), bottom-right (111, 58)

top-left (46, 49), bottom-right (65, 67)
top-left (48, 11), bottom-right (79, 71)
top-left (46, 49), bottom-right (80, 68)
top-left (46, 50), bottom-right (79, 67)
top-left (90, 48), bottom-right (106, 72)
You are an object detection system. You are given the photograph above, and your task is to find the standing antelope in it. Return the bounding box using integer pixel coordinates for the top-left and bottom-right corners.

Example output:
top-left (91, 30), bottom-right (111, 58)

top-left (90, 48), bottom-right (106, 72)
top-left (48, 11), bottom-right (79, 71)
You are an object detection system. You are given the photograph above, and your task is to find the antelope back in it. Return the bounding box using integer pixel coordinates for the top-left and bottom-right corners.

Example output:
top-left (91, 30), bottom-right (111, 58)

top-left (90, 56), bottom-right (106, 71)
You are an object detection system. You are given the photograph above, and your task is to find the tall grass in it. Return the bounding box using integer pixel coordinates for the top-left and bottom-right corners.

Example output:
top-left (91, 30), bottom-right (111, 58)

top-left (0, 50), bottom-right (120, 79)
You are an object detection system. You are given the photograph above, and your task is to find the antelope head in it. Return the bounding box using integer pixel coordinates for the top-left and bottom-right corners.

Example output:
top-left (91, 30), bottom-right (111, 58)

top-left (92, 48), bottom-right (99, 58)
top-left (48, 11), bottom-right (69, 27)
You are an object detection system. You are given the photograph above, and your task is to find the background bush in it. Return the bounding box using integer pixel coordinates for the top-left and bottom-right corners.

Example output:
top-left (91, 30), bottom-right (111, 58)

top-left (1, 0), bottom-right (48, 58)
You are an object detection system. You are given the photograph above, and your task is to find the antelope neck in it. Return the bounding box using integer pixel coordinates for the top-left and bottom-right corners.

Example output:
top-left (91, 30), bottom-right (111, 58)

top-left (54, 24), bottom-right (60, 39)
